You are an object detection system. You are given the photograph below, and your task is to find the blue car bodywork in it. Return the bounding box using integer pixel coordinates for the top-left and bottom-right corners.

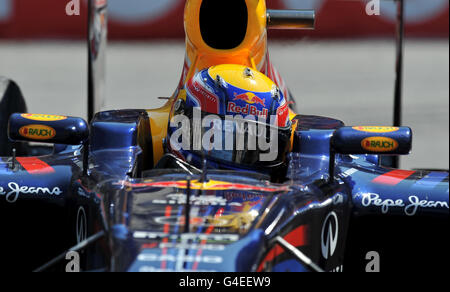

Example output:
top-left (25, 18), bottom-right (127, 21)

top-left (0, 0), bottom-right (448, 272)
top-left (0, 110), bottom-right (447, 272)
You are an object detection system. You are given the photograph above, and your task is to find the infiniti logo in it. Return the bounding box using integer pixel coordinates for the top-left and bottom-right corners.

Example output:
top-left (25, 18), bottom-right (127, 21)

top-left (76, 206), bottom-right (87, 243)
top-left (321, 211), bottom-right (339, 260)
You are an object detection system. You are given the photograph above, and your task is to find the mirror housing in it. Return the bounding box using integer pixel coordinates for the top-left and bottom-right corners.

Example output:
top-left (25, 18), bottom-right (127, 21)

top-left (8, 113), bottom-right (89, 145)
top-left (331, 126), bottom-right (412, 155)
top-left (328, 126), bottom-right (412, 183)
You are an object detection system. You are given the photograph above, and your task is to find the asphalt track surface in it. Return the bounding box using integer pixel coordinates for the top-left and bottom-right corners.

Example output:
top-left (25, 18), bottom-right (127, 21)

top-left (0, 40), bottom-right (448, 170)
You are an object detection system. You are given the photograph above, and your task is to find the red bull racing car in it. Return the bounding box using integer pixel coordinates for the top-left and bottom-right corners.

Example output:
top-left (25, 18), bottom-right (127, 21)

top-left (0, 0), bottom-right (448, 273)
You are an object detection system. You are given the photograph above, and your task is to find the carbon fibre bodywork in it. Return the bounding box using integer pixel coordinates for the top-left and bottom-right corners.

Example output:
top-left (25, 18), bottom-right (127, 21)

top-left (1, 112), bottom-right (447, 272)
top-left (0, 0), bottom-right (448, 272)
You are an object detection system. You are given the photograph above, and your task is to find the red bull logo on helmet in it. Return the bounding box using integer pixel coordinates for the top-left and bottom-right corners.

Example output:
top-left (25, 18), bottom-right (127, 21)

top-left (227, 102), bottom-right (269, 118)
top-left (229, 92), bottom-right (269, 118)
top-left (233, 92), bottom-right (266, 106)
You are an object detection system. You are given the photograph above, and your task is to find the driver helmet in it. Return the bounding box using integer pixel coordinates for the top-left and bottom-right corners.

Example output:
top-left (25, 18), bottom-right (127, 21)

top-left (167, 64), bottom-right (292, 178)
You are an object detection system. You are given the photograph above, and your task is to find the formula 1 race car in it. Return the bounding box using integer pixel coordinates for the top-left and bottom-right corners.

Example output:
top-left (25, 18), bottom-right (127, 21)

top-left (0, 0), bottom-right (448, 273)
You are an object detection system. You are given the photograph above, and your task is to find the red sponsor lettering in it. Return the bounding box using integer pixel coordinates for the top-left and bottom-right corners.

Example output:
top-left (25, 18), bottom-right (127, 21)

top-left (187, 78), bottom-right (220, 114)
top-left (227, 102), bottom-right (268, 118)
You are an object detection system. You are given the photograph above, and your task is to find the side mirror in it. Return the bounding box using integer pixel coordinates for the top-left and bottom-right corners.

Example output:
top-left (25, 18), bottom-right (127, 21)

top-left (331, 126), bottom-right (412, 155)
top-left (8, 113), bottom-right (89, 145)
top-left (328, 126), bottom-right (412, 182)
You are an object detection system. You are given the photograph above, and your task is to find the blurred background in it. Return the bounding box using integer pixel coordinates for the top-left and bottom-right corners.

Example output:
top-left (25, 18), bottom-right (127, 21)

top-left (0, 0), bottom-right (448, 169)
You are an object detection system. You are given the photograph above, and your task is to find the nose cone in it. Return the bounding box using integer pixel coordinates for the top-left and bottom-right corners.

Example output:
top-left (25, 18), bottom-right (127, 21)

top-left (124, 229), bottom-right (266, 272)
top-left (106, 175), bottom-right (285, 271)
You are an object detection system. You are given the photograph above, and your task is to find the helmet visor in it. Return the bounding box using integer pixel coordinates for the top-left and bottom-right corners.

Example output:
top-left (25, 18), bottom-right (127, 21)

top-left (169, 108), bottom-right (291, 168)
